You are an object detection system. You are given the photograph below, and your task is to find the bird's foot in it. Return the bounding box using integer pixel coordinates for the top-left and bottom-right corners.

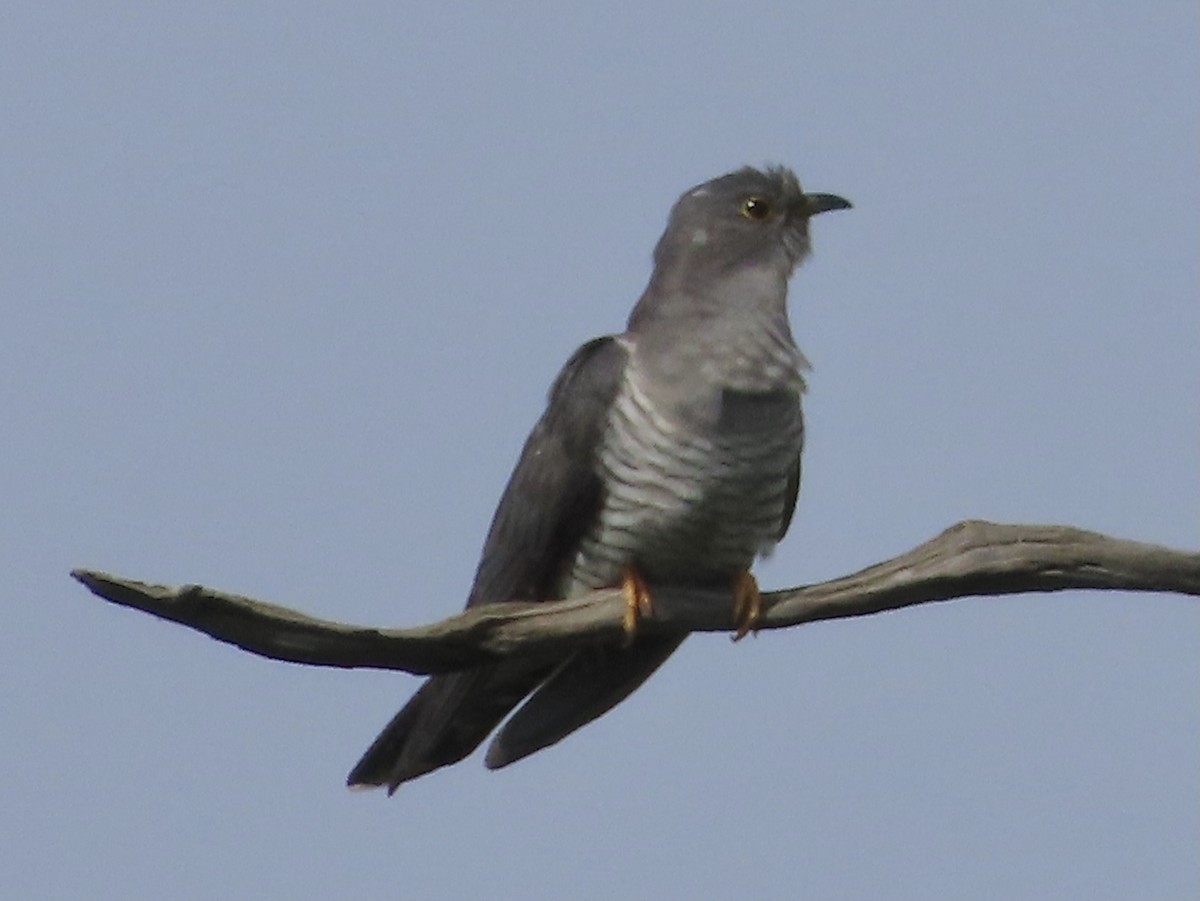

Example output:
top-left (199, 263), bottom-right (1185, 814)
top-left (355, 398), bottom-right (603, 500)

top-left (732, 570), bottom-right (762, 642)
top-left (621, 566), bottom-right (654, 643)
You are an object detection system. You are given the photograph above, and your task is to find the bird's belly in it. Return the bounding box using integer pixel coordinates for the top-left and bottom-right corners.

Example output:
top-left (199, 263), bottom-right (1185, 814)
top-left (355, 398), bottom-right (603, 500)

top-left (567, 386), bottom-right (801, 595)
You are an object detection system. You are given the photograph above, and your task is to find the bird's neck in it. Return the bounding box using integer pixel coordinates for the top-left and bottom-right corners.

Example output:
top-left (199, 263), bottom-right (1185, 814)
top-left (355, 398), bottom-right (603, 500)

top-left (632, 256), bottom-right (791, 326)
top-left (625, 274), bottom-right (805, 404)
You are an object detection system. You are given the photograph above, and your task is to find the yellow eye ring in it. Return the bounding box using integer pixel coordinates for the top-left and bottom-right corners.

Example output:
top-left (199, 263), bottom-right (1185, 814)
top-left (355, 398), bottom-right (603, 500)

top-left (740, 195), bottom-right (773, 221)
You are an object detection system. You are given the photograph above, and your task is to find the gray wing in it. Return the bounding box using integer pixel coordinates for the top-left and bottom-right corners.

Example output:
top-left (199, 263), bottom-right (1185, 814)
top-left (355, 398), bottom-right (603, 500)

top-left (466, 336), bottom-right (627, 608)
top-left (778, 450), bottom-right (801, 542)
top-left (348, 336), bottom-right (646, 791)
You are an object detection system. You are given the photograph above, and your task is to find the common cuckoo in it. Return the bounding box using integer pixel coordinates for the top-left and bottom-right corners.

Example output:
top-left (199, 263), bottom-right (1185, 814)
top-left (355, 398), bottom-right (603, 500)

top-left (348, 165), bottom-right (850, 792)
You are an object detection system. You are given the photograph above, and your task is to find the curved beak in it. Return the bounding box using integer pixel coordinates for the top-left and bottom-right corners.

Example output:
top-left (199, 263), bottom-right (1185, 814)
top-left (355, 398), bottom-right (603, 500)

top-left (803, 192), bottom-right (853, 216)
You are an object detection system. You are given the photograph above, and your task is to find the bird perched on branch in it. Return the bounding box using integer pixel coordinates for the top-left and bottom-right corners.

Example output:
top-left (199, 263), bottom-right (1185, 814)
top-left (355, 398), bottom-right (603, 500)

top-left (348, 165), bottom-right (850, 793)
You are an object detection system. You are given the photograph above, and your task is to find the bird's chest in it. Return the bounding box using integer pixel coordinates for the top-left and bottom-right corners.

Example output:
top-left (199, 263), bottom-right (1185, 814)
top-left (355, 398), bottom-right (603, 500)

top-left (569, 363), bottom-right (803, 593)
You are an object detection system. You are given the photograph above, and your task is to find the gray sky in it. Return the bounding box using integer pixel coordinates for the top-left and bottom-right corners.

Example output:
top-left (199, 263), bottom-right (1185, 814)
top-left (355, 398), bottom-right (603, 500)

top-left (3, 3), bottom-right (1197, 899)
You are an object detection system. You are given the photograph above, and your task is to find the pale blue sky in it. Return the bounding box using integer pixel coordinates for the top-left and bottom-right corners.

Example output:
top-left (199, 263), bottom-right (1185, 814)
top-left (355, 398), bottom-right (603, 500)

top-left (2, 3), bottom-right (1197, 899)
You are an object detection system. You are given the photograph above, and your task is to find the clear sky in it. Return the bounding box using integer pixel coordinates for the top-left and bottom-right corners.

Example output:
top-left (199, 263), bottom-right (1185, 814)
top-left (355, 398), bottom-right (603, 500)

top-left (2, 3), bottom-right (1197, 899)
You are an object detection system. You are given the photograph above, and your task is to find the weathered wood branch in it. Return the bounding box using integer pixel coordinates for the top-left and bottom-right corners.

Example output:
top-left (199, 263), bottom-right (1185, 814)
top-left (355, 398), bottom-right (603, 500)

top-left (72, 520), bottom-right (1200, 676)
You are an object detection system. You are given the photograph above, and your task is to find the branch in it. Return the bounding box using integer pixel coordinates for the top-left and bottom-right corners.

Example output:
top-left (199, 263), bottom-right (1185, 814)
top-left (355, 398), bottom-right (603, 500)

top-left (72, 520), bottom-right (1200, 676)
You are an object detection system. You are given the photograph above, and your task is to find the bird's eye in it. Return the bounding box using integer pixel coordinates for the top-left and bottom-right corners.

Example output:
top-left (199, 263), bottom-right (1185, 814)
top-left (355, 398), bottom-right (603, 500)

top-left (740, 195), bottom-right (773, 221)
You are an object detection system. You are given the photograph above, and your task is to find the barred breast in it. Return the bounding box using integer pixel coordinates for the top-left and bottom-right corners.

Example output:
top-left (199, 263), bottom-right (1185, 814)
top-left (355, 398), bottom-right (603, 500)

top-left (568, 350), bottom-right (804, 595)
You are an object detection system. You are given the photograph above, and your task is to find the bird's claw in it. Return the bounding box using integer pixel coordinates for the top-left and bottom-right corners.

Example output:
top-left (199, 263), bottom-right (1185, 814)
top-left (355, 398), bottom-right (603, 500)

top-left (621, 566), bottom-right (654, 643)
top-left (732, 570), bottom-right (762, 641)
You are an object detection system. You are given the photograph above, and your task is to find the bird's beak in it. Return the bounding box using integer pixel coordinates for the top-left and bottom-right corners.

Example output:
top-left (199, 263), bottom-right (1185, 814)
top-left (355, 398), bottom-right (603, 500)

top-left (803, 193), bottom-right (853, 216)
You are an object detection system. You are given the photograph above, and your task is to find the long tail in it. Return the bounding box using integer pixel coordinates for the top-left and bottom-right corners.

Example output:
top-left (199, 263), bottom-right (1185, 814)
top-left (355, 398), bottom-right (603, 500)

top-left (347, 636), bottom-right (684, 792)
top-left (346, 661), bottom-right (554, 793)
top-left (484, 635), bottom-right (684, 769)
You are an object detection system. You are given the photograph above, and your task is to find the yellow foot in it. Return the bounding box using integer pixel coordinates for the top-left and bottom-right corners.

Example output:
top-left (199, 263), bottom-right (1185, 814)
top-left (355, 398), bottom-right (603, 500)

top-left (732, 570), bottom-right (762, 642)
top-left (621, 566), bottom-right (654, 642)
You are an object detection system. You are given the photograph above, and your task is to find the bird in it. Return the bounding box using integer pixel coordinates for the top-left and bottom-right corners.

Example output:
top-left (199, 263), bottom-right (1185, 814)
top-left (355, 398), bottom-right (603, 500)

top-left (347, 165), bottom-right (850, 793)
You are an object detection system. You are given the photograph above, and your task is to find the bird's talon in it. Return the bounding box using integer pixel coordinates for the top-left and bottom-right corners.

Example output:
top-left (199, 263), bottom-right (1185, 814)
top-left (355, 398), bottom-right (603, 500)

top-left (621, 566), bottom-right (654, 643)
top-left (731, 570), bottom-right (762, 642)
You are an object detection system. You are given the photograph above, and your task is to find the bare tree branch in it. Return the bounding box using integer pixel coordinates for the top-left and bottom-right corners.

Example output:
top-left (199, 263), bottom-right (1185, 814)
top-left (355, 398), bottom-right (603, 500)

top-left (72, 520), bottom-right (1200, 676)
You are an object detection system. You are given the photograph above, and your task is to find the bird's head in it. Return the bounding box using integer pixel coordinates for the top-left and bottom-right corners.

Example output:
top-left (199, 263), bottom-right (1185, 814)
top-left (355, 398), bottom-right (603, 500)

top-left (652, 166), bottom-right (851, 281)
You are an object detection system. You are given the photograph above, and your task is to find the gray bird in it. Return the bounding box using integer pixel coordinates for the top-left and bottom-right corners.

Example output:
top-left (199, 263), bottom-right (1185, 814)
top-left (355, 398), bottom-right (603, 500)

top-left (348, 165), bottom-right (850, 792)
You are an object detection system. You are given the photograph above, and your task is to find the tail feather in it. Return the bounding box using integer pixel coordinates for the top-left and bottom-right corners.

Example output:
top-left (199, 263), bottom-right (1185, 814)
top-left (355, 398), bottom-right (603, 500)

top-left (346, 660), bottom-right (556, 793)
top-left (347, 638), bottom-right (686, 791)
top-left (484, 635), bottom-right (686, 770)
